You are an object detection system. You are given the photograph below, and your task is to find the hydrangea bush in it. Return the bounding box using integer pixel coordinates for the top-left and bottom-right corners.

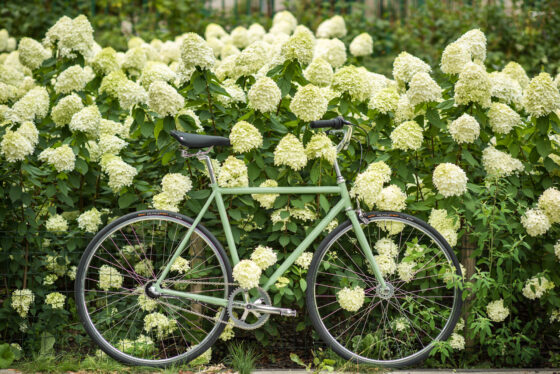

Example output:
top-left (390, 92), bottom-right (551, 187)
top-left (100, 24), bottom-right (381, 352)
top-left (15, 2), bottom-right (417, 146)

top-left (0, 12), bottom-right (559, 367)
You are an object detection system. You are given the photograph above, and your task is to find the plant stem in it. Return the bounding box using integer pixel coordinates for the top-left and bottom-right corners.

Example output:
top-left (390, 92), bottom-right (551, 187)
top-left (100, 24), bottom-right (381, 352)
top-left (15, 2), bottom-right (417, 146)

top-left (204, 72), bottom-right (217, 133)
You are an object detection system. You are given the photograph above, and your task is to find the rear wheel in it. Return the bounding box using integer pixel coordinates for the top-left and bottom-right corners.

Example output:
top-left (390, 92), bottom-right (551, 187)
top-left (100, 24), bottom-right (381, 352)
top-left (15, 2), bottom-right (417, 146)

top-left (306, 212), bottom-right (462, 367)
top-left (75, 210), bottom-right (232, 367)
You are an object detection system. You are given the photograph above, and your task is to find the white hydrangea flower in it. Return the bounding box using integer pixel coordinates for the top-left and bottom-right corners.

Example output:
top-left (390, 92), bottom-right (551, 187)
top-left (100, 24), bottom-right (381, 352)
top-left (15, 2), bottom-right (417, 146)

top-left (215, 80), bottom-right (246, 108)
top-left (139, 61), bottom-right (176, 88)
top-left (538, 188), bottom-right (560, 224)
top-left (376, 185), bottom-right (407, 212)
top-left (91, 47), bottom-right (120, 76)
top-left (440, 42), bottom-right (471, 75)
top-left (45, 292), bottom-right (66, 309)
top-left (137, 290), bottom-right (158, 312)
top-left (46, 214), bottom-right (68, 232)
top-left (487, 103), bottom-right (520, 134)
top-left (373, 254), bottom-right (397, 276)
top-left (252, 179), bottom-right (279, 209)
top-left (69, 105), bottom-right (101, 134)
top-left (218, 156), bottom-right (248, 188)
top-left (98, 264), bottom-right (123, 290)
top-left (231, 26), bottom-right (250, 48)
top-left (316, 15), bottom-right (347, 39)
top-left (99, 70), bottom-right (127, 97)
top-left (486, 299), bottom-right (509, 322)
top-left (98, 134), bottom-right (127, 155)
top-left (397, 261), bottom-right (416, 283)
top-left (454, 62), bottom-right (491, 108)
top-left (0, 130), bottom-right (34, 162)
top-left (281, 26), bottom-right (315, 65)
top-left (482, 146), bottom-right (523, 179)
top-left (17, 37), bottom-right (50, 70)
top-left (78, 207), bottom-right (103, 233)
top-left (433, 163), bottom-right (468, 197)
top-left (393, 52), bottom-right (431, 84)
top-left (51, 93), bottom-right (84, 127)
top-left (251, 246), bottom-right (277, 270)
top-left (456, 29), bottom-right (487, 61)
top-left (144, 312), bottom-right (177, 339)
top-left (522, 276), bottom-right (554, 299)
top-left (374, 237), bottom-right (399, 257)
top-left (180, 33), bottom-right (215, 70)
top-left (134, 259), bottom-right (154, 277)
top-left (205, 23), bottom-right (227, 40)
top-left (11, 289), bottom-right (35, 318)
top-left (45, 254), bottom-right (68, 276)
top-left (43, 274), bottom-right (57, 285)
top-left (160, 41), bottom-right (180, 64)
top-left (522, 72), bottom-right (560, 117)
top-left (390, 120), bottom-right (423, 151)
top-left (295, 252), bottom-right (313, 269)
top-left (449, 333), bottom-right (465, 350)
top-left (407, 72), bottom-right (442, 106)
top-left (448, 114), bottom-right (480, 144)
top-left (337, 286), bottom-right (365, 312)
top-left (38, 145), bottom-right (76, 173)
top-left (272, 10), bottom-right (298, 32)
top-left (54, 65), bottom-right (95, 94)
top-left (147, 81), bottom-right (184, 117)
top-left (395, 94), bottom-right (416, 123)
top-left (233, 41), bottom-right (269, 77)
top-left (274, 134), bottom-right (308, 171)
top-left (168, 257), bottom-right (190, 275)
top-left (521, 208), bottom-right (550, 237)
top-left (290, 84), bottom-right (328, 122)
top-left (9, 86), bottom-right (49, 124)
top-left (122, 47), bottom-right (147, 75)
top-left (502, 61), bottom-right (530, 89)
top-left (230, 121), bottom-right (263, 153)
top-left (305, 133), bottom-right (336, 165)
top-left (429, 209), bottom-right (459, 235)
top-left (100, 154), bottom-right (138, 191)
top-left (349, 33), bottom-right (373, 57)
top-left (152, 191), bottom-right (180, 212)
top-left (489, 72), bottom-right (522, 105)
top-left (369, 87), bottom-right (399, 114)
top-left (350, 161), bottom-right (391, 209)
top-left (248, 77), bottom-right (281, 113)
top-left (314, 38), bottom-right (347, 68)
top-left (303, 58), bottom-right (333, 87)
top-left (44, 15), bottom-right (95, 59)
top-left (67, 266), bottom-right (77, 280)
top-left (161, 173), bottom-right (192, 200)
top-left (117, 79), bottom-right (148, 111)
top-left (332, 65), bottom-right (372, 102)
top-left (232, 259), bottom-right (261, 289)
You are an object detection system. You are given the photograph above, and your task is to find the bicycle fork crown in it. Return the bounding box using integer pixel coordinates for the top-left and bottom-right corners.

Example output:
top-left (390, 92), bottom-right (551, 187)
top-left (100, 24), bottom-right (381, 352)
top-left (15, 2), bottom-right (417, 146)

top-left (376, 283), bottom-right (395, 299)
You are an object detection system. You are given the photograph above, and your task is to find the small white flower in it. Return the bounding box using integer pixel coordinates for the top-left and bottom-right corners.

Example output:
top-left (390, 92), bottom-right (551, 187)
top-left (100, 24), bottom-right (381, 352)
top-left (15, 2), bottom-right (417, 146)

top-left (250, 246), bottom-right (277, 270)
top-left (337, 286), bottom-right (365, 312)
top-left (232, 259), bottom-right (261, 289)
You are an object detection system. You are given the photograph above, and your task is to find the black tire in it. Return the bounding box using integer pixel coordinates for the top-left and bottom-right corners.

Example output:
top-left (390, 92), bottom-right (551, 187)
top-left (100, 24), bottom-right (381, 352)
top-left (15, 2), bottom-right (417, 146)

top-left (306, 211), bottom-right (463, 367)
top-left (75, 210), bottom-right (233, 368)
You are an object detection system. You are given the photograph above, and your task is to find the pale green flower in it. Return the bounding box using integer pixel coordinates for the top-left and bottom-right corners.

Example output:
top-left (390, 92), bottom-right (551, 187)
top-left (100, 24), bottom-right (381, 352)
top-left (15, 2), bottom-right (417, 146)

top-left (489, 72), bottom-right (522, 105)
top-left (274, 134), bottom-right (307, 171)
top-left (369, 86), bottom-right (400, 114)
top-left (454, 62), bottom-right (491, 108)
top-left (100, 154), bottom-right (137, 191)
top-left (407, 72), bottom-right (442, 106)
top-left (502, 61), bottom-right (530, 89)
top-left (251, 245), bottom-right (277, 270)
top-left (281, 26), bottom-right (315, 65)
top-left (38, 145), bottom-right (76, 173)
top-left (233, 41), bottom-right (268, 77)
top-left (252, 179), bottom-right (279, 209)
top-left (1, 130), bottom-right (33, 162)
top-left (232, 260), bottom-right (261, 289)
top-left (305, 133), bottom-right (336, 164)
top-left (45, 292), bottom-right (66, 309)
top-left (139, 61), bottom-right (176, 88)
top-left (392, 52), bottom-right (431, 84)
top-left (390, 120), bottom-right (423, 151)
top-left (217, 156), bottom-right (248, 188)
top-left (303, 58), bottom-right (333, 87)
top-left (448, 114), bottom-right (480, 144)
top-left (440, 42), bottom-right (471, 75)
top-left (433, 163), bottom-right (468, 198)
top-left (17, 37), bottom-right (50, 70)
top-left (314, 38), bottom-right (346, 68)
top-left (91, 47), bottom-right (120, 76)
top-left (230, 121), bottom-right (263, 153)
top-left (376, 185), bottom-right (406, 212)
top-left (349, 33), bottom-right (373, 57)
top-left (180, 33), bottom-right (215, 70)
top-left (538, 187), bottom-right (560, 224)
top-left (78, 207), bottom-right (103, 233)
top-left (11, 289), bottom-right (34, 318)
top-left (522, 72), bottom-right (560, 117)
top-left (51, 93), bottom-right (84, 127)
top-left (69, 105), bottom-right (101, 134)
top-left (54, 65), bottom-right (95, 94)
top-left (147, 81), bottom-right (184, 117)
top-left (337, 286), bottom-right (365, 312)
top-left (316, 15), bottom-right (347, 39)
top-left (248, 77), bottom-right (281, 113)
top-left (487, 103), bottom-right (520, 134)
top-left (290, 84), bottom-right (328, 122)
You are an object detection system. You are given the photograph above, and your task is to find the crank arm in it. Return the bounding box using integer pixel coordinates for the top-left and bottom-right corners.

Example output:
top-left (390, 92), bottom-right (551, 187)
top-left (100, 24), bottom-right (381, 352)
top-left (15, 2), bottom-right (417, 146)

top-left (246, 304), bottom-right (297, 317)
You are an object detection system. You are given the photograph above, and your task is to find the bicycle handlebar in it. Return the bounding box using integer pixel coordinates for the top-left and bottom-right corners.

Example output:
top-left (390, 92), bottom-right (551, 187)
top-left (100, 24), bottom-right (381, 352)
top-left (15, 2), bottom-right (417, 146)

top-left (309, 116), bottom-right (346, 129)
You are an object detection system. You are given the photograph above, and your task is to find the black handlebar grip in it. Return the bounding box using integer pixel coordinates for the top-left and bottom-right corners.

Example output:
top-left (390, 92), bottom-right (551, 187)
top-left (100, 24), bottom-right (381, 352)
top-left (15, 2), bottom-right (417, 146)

top-left (310, 116), bottom-right (345, 129)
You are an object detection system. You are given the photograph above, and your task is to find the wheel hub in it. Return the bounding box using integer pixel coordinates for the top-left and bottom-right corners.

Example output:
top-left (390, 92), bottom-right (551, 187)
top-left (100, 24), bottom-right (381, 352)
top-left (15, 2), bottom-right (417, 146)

top-left (376, 283), bottom-right (395, 299)
top-left (144, 281), bottom-right (161, 299)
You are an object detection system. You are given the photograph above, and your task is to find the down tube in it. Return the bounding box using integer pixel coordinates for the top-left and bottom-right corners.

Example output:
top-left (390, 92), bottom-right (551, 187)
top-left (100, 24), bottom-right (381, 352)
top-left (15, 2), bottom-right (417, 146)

top-left (261, 198), bottom-right (347, 291)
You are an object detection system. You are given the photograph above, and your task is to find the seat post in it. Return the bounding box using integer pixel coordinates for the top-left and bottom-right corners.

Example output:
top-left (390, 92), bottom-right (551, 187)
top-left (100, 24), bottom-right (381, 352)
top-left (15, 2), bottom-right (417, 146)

top-left (199, 155), bottom-right (217, 184)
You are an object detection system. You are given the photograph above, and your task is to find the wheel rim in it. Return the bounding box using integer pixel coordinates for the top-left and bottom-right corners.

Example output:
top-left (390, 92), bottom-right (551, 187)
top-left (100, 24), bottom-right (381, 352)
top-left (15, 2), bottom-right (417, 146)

top-left (310, 217), bottom-right (462, 365)
top-left (77, 215), bottom-right (229, 365)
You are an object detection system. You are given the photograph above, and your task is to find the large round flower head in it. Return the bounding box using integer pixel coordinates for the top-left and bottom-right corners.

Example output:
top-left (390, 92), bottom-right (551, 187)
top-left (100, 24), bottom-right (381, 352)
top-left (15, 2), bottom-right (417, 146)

top-left (0, 29), bottom-right (8, 51)
top-left (217, 156), bottom-right (248, 188)
top-left (433, 163), bottom-right (468, 197)
top-left (144, 312), bottom-right (177, 339)
top-left (429, 208), bottom-right (460, 231)
top-left (233, 41), bottom-right (269, 77)
top-left (440, 41), bottom-right (471, 75)
top-left (147, 81), bottom-right (184, 117)
top-left (350, 161), bottom-right (391, 209)
top-left (11, 289), bottom-right (34, 318)
top-left (407, 72), bottom-right (442, 106)
top-left (390, 120), bottom-right (423, 151)
top-left (376, 185), bottom-right (407, 211)
top-left (456, 29), bottom-right (487, 62)
top-left (369, 86), bottom-right (400, 114)
top-left (252, 179), bottom-right (279, 209)
top-left (448, 113), bottom-right (480, 144)
top-left (481, 146), bottom-right (523, 179)
top-left (521, 208), bottom-right (550, 237)
top-left (54, 65), bottom-right (95, 94)
top-left (374, 254), bottom-right (397, 276)
top-left (486, 299), bottom-right (509, 322)
top-left (45, 292), bottom-right (66, 309)
top-left (232, 259), bottom-right (261, 289)
top-left (229, 121), bottom-right (263, 153)
top-left (161, 173), bottom-right (192, 201)
top-left (215, 79), bottom-right (246, 107)
top-left (160, 41), bottom-right (180, 64)
top-left (489, 72), bottom-right (522, 105)
top-left (91, 47), bottom-right (119, 76)
top-left (487, 102), bottom-right (520, 135)
top-left (272, 11), bottom-right (298, 32)
top-left (337, 286), bottom-right (365, 312)
top-left (247, 76), bottom-right (281, 113)
top-left (206, 37), bottom-right (224, 57)
top-left (449, 333), bottom-right (465, 350)
top-left (305, 132), bottom-right (336, 164)
top-left (69, 105), bottom-right (101, 134)
top-left (500, 62), bottom-right (529, 92)
top-left (9, 86), bottom-right (49, 124)
top-left (538, 187), bottom-right (560, 224)
top-left (99, 70), bottom-right (127, 97)
top-left (213, 55), bottom-right (236, 81)
top-left (17, 37), bottom-right (50, 70)
top-left (392, 52), bottom-right (431, 84)
top-left (290, 84), bottom-right (328, 122)
top-left (152, 191), bottom-right (180, 212)
top-left (18, 121), bottom-right (38, 147)
top-left (139, 61), bottom-right (176, 88)
top-left (46, 214), bottom-right (68, 232)
top-left (100, 154), bottom-right (137, 191)
top-left (1, 130), bottom-right (33, 162)
top-left (173, 60), bottom-right (195, 87)
top-left (38, 144), bottom-right (76, 173)
top-left (180, 33), bottom-right (215, 70)
top-left (230, 26), bottom-right (249, 49)
top-left (281, 26), bottom-right (315, 65)
top-left (97, 134), bottom-right (126, 155)
top-left (375, 237), bottom-right (399, 258)
top-left (295, 252), bottom-right (313, 269)
top-left (314, 38), bottom-right (346, 68)
top-left (332, 65), bottom-right (372, 102)
top-left (522, 72), bottom-right (560, 117)
top-left (117, 79), bottom-right (148, 111)
top-left (122, 47), bottom-right (147, 75)
top-left (454, 62), bottom-right (491, 108)
top-left (250, 245), bottom-right (277, 270)
top-left (51, 93), bottom-right (84, 127)
top-left (0, 64), bottom-right (25, 86)
top-left (316, 15), bottom-right (347, 39)
top-left (394, 94), bottom-right (415, 123)
top-left (220, 43), bottom-right (240, 59)
top-left (274, 133), bottom-right (307, 171)
top-left (303, 58), bottom-right (333, 87)
top-left (522, 276), bottom-right (554, 299)
top-left (44, 15), bottom-right (95, 59)
top-left (349, 33), bottom-right (373, 57)
top-left (205, 23), bottom-right (227, 40)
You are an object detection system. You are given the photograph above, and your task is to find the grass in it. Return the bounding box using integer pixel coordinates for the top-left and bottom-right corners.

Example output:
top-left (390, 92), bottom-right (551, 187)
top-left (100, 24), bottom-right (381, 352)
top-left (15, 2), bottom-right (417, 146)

top-left (224, 342), bottom-right (261, 374)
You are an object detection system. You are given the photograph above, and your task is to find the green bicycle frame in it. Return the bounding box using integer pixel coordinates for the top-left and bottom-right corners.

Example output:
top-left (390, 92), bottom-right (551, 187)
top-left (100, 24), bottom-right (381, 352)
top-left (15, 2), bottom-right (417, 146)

top-left (153, 158), bottom-right (387, 307)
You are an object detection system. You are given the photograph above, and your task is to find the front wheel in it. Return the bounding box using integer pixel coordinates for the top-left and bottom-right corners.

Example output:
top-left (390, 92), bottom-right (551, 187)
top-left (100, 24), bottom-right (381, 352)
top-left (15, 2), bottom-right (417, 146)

top-left (306, 211), bottom-right (463, 367)
top-left (75, 210), bottom-right (233, 367)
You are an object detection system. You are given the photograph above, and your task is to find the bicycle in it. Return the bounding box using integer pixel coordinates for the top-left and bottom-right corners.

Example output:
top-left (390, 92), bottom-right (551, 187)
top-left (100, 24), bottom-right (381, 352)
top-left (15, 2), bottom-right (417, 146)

top-left (75, 116), bottom-right (463, 368)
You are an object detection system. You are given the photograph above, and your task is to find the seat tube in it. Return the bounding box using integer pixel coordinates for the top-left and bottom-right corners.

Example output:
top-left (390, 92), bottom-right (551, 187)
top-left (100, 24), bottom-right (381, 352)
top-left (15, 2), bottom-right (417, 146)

top-left (200, 155), bottom-right (217, 184)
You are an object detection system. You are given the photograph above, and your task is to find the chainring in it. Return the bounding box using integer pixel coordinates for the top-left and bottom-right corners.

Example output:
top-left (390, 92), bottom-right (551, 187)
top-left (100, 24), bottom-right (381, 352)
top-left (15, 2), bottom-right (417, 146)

top-left (227, 287), bottom-right (271, 330)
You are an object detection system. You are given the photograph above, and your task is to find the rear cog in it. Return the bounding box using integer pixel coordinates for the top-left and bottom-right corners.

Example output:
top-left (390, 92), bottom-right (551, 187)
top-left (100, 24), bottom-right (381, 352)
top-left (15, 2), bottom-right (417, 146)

top-left (227, 287), bottom-right (271, 330)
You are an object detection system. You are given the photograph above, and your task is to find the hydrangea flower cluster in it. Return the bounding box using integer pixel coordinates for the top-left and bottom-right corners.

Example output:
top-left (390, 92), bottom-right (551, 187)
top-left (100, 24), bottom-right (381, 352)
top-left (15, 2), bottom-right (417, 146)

top-left (486, 299), bottom-right (509, 322)
top-left (252, 179), bottom-right (279, 209)
top-left (250, 245), bottom-right (277, 270)
top-left (454, 62), bottom-right (491, 108)
top-left (295, 252), bottom-right (313, 270)
top-left (337, 286), bottom-right (365, 312)
top-left (316, 15), bottom-right (347, 39)
top-left (392, 52), bottom-right (431, 84)
top-left (274, 134), bottom-right (308, 171)
top-left (51, 93), bottom-right (84, 127)
top-left (482, 146), bottom-right (523, 179)
top-left (376, 185), bottom-right (407, 211)
top-left (520, 208), bottom-right (550, 237)
top-left (144, 312), bottom-right (177, 339)
top-left (77, 207), bottom-right (103, 233)
top-left (429, 208), bottom-right (459, 247)
top-left (489, 72), bottom-right (522, 105)
top-left (217, 156), bottom-right (249, 188)
top-left (248, 77), bottom-right (281, 113)
top-left (38, 145), bottom-right (76, 173)
top-left (100, 154), bottom-right (138, 192)
top-left (369, 87), bottom-right (399, 114)
top-left (45, 292), bottom-right (66, 309)
top-left (11, 289), bottom-right (35, 318)
top-left (537, 188), bottom-right (560, 224)
top-left (351, 161), bottom-right (391, 208)
top-left (449, 333), bottom-right (465, 350)
top-left (232, 259), bottom-right (262, 289)
top-left (406, 72), bottom-right (442, 106)
top-left (45, 214), bottom-right (68, 232)
top-left (281, 27), bottom-right (315, 65)
top-left (170, 257), bottom-right (191, 274)
top-left (152, 173), bottom-right (192, 212)
top-left (290, 84), bottom-right (328, 122)
top-left (522, 276), bottom-right (554, 300)
top-left (44, 15), bottom-right (95, 59)
top-left (54, 65), bottom-right (95, 94)
top-left (349, 33), bottom-right (373, 57)
top-left (314, 38), bottom-right (347, 68)
top-left (98, 265), bottom-right (123, 291)
top-left (487, 103), bottom-right (520, 134)
top-left (448, 114), bottom-right (480, 144)
top-left (18, 37), bottom-right (51, 70)
top-left (390, 120), bottom-right (424, 151)
top-left (230, 121), bottom-right (263, 153)
top-left (305, 133), bottom-right (336, 164)
top-left (69, 105), bottom-right (101, 134)
top-left (147, 81), bottom-right (184, 117)
top-left (433, 163), bottom-right (468, 198)
top-left (522, 72), bottom-right (560, 117)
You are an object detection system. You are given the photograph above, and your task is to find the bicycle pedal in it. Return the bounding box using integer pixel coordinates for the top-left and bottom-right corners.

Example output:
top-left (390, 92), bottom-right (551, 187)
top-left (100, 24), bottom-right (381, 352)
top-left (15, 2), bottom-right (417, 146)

top-left (280, 308), bottom-right (297, 317)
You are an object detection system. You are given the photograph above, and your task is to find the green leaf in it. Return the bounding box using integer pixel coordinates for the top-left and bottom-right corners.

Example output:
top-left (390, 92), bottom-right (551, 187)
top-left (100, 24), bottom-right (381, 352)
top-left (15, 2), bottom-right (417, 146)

top-left (536, 137), bottom-right (552, 158)
top-left (279, 235), bottom-right (290, 247)
top-left (75, 158), bottom-right (88, 175)
top-left (300, 278), bottom-right (307, 291)
top-left (118, 193), bottom-right (137, 209)
top-left (154, 118), bottom-right (164, 140)
top-left (140, 119), bottom-right (152, 138)
top-left (426, 107), bottom-right (445, 129)
top-left (9, 185), bottom-right (21, 202)
top-left (319, 194), bottom-right (330, 212)
top-left (39, 332), bottom-right (55, 357)
top-left (0, 344), bottom-right (15, 369)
